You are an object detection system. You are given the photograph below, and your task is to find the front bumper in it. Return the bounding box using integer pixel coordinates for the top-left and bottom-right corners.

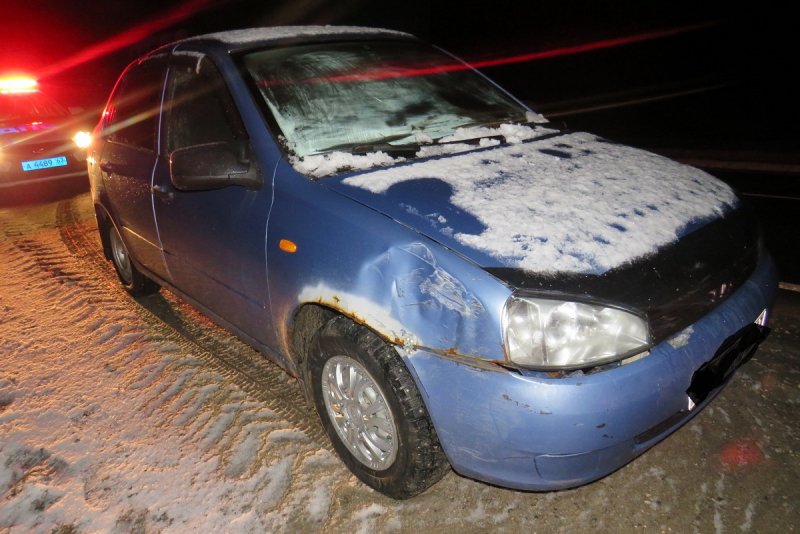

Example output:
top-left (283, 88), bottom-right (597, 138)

top-left (403, 254), bottom-right (778, 490)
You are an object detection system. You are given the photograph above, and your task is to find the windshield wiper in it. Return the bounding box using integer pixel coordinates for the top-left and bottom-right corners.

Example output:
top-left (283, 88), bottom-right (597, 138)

top-left (322, 132), bottom-right (419, 154)
top-left (349, 141), bottom-right (421, 156)
top-left (436, 134), bottom-right (506, 146)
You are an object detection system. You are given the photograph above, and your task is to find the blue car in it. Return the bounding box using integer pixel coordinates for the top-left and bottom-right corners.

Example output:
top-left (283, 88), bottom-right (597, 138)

top-left (88, 26), bottom-right (777, 498)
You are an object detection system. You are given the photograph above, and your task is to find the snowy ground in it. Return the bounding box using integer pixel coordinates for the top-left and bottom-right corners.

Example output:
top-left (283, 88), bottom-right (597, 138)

top-left (1, 192), bottom-right (798, 533)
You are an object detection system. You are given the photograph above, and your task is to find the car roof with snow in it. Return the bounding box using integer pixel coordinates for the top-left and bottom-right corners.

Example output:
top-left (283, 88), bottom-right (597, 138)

top-left (170, 25), bottom-right (414, 54)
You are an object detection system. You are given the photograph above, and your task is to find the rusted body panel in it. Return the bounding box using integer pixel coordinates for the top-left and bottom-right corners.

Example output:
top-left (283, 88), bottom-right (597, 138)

top-left (266, 160), bottom-right (511, 367)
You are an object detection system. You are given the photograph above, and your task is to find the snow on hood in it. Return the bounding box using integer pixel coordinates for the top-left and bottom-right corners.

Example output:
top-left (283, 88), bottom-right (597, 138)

top-left (327, 131), bottom-right (739, 274)
top-left (292, 150), bottom-right (404, 177)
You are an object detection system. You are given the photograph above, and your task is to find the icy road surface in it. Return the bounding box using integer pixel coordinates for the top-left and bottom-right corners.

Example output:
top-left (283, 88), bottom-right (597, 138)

top-left (1, 193), bottom-right (798, 533)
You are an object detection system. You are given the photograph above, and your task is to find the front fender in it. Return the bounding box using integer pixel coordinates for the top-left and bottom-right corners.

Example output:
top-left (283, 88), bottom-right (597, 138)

top-left (266, 161), bottom-right (510, 369)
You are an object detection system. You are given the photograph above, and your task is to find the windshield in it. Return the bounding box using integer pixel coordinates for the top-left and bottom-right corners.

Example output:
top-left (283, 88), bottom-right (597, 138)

top-left (241, 40), bottom-right (531, 157)
top-left (0, 93), bottom-right (69, 124)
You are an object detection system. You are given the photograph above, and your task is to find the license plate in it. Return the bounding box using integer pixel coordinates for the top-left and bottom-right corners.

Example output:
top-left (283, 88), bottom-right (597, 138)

top-left (686, 323), bottom-right (767, 404)
top-left (21, 156), bottom-right (68, 172)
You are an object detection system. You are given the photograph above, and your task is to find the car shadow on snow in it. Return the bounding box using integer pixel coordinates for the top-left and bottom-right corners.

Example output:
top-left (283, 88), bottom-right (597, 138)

top-left (132, 291), bottom-right (326, 441)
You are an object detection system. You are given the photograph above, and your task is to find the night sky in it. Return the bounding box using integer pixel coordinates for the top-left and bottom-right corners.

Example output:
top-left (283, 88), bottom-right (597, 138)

top-left (1, 1), bottom-right (792, 116)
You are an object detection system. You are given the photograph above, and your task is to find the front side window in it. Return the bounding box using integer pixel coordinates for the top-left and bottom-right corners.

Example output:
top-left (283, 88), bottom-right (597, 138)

top-left (165, 57), bottom-right (247, 154)
top-left (103, 60), bottom-right (165, 150)
top-left (240, 40), bottom-right (529, 158)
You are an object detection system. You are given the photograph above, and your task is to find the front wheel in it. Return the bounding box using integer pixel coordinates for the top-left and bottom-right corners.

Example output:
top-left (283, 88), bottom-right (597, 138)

top-left (307, 316), bottom-right (449, 499)
top-left (107, 223), bottom-right (159, 296)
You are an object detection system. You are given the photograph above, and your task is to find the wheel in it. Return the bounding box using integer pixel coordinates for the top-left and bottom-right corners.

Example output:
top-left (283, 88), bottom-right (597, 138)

top-left (307, 316), bottom-right (449, 498)
top-left (107, 223), bottom-right (159, 296)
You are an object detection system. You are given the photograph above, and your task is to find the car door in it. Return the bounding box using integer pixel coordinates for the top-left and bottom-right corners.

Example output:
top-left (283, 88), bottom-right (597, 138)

top-left (98, 58), bottom-right (170, 280)
top-left (152, 55), bottom-right (274, 346)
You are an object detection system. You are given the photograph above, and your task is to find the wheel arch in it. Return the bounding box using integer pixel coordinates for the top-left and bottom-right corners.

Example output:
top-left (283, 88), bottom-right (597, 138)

top-left (303, 310), bottom-right (451, 497)
top-left (93, 202), bottom-right (115, 260)
top-left (289, 304), bottom-right (337, 381)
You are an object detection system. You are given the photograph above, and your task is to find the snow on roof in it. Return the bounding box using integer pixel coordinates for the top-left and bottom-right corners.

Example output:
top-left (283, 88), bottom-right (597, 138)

top-left (187, 25), bottom-right (411, 46)
top-left (340, 131), bottom-right (739, 274)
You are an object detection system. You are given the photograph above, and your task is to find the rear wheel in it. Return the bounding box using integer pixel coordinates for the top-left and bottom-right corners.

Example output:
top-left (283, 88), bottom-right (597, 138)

top-left (307, 316), bottom-right (449, 498)
top-left (108, 224), bottom-right (159, 296)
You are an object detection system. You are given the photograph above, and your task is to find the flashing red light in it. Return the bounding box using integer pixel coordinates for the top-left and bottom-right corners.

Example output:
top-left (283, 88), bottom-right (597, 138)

top-left (0, 76), bottom-right (38, 94)
top-left (37, 0), bottom-right (216, 80)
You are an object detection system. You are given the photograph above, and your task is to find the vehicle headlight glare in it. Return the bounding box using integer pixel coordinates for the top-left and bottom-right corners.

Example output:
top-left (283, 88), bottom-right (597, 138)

top-left (503, 295), bottom-right (650, 369)
top-left (73, 131), bottom-right (92, 149)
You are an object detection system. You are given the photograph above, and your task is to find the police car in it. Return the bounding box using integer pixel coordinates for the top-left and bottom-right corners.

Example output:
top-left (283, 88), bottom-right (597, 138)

top-left (1, 76), bottom-right (91, 189)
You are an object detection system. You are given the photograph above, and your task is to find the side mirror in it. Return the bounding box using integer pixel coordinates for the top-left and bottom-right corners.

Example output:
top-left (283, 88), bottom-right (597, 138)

top-left (170, 141), bottom-right (261, 191)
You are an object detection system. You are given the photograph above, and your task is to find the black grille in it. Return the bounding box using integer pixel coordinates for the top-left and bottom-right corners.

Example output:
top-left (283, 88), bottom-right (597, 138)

top-left (487, 205), bottom-right (760, 344)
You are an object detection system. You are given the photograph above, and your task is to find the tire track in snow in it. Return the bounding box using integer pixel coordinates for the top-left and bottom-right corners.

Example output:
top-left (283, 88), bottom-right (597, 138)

top-left (1, 198), bottom-right (352, 531)
top-left (54, 198), bottom-right (326, 444)
top-left (47, 198), bottom-right (343, 523)
top-left (41, 195), bottom-right (327, 454)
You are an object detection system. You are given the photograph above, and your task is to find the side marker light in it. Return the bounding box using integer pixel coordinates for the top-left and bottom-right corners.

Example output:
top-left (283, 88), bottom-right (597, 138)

top-left (279, 239), bottom-right (297, 253)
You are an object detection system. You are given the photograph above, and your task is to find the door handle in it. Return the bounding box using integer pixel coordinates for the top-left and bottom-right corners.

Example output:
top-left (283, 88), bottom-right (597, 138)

top-left (99, 161), bottom-right (115, 173)
top-left (151, 184), bottom-right (175, 201)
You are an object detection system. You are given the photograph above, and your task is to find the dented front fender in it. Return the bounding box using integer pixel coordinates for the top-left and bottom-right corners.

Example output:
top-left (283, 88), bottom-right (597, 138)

top-left (265, 160), bottom-right (511, 369)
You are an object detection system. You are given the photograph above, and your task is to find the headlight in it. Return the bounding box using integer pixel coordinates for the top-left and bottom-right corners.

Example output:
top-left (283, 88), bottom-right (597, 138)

top-left (502, 295), bottom-right (650, 370)
top-left (73, 131), bottom-right (92, 149)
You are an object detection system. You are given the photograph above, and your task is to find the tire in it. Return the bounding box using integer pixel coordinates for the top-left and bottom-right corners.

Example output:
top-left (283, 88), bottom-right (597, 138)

top-left (107, 223), bottom-right (159, 296)
top-left (307, 315), bottom-right (449, 498)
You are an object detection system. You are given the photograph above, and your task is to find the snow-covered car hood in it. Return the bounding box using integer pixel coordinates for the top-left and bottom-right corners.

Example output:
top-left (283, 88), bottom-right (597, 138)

top-left (324, 131), bottom-right (740, 275)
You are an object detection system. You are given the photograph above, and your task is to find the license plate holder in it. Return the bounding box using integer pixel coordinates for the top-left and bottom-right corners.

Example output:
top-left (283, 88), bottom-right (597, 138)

top-left (687, 322), bottom-right (768, 404)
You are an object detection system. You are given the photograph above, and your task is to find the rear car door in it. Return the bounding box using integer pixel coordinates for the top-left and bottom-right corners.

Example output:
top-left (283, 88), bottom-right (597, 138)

top-left (98, 58), bottom-right (169, 280)
top-left (151, 55), bottom-right (274, 346)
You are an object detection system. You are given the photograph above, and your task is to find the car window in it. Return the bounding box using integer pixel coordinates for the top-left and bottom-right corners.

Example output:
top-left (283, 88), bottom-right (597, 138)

top-left (103, 59), bottom-right (166, 150)
top-left (165, 57), bottom-right (247, 153)
top-left (240, 40), bottom-right (529, 157)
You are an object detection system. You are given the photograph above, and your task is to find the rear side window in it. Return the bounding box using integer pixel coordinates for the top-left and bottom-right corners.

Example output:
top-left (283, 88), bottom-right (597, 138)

top-left (103, 59), bottom-right (166, 150)
top-left (165, 57), bottom-right (247, 153)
